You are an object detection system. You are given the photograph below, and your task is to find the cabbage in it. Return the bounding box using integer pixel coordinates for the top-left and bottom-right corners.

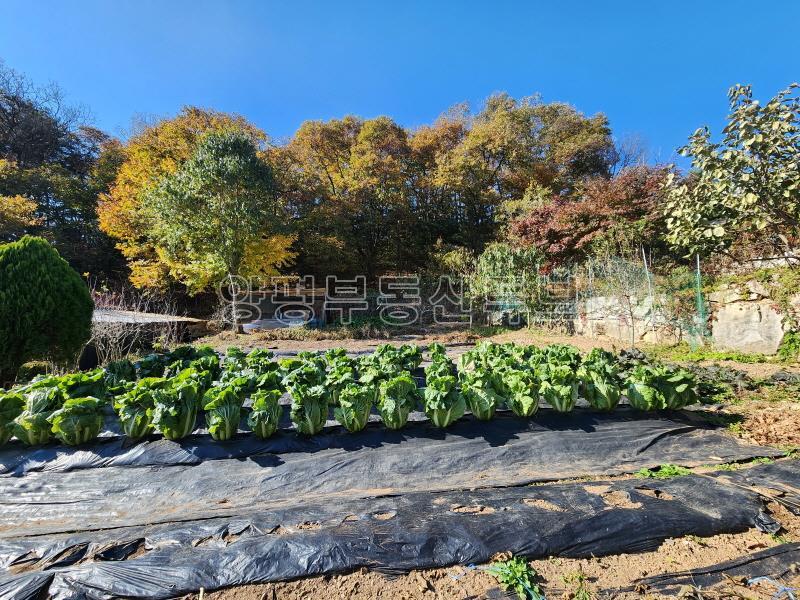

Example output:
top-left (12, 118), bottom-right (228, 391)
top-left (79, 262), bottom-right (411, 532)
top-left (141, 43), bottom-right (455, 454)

top-left (578, 365), bottom-right (621, 411)
top-left (423, 375), bottom-right (465, 427)
top-left (334, 383), bottom-right (374, 432)
top-left (288, 383), bottom-right (329, 435)
top-left (538, 363), bottom-right (578, 413)
top-left (248, 389), bottom-right (282, 439)
top-left (659, 368), bottom-right (698, 409)
top-left (460, 370), bottom-right (501, 421)
top-left (49, 397), bottom-right (104, 446)
top-left (377, 372), bottom-right (418, 430)
top-left (203, 387), bottom-right (244, 441)
top-left (11, 384), bottom-right (65, 445)
top-left (12, 411), bottom-right (53, 445)
top-left (151, 380), bottom-right (201, 440)
top-left (0, 392), bottom-right (25, 445)
top-left (504, 369), bottom-right (540, 417)
top-left (113, 378), bottom-right (168, 439)
top-left (625, 365), bottom-right (665, 410)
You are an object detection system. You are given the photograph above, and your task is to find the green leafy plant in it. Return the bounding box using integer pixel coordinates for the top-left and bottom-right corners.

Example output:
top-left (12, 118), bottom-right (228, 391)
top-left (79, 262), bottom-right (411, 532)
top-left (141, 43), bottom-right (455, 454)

top-left (288, 383), bottom-right (329, 435)
top-left (48, 397), bottom-right (105, 446)
top-left (377, 372), bottom-right (419, 430)
top-left (334, 383), bottom-right (375, 432)
top-left (563, 569), bottom-right (593, 600)
top-left (658, 368), bottom-right (698, 410)
top-left (203, 387), bottom-right (244, 441)
top-left (423, 375), bottom-right (465, 427)
top-left (105, 359), bottom-right (137, 392)
top-left (635, 464), bottom-right (692, 479)
top-left (0, 391), bottom-right (25, 445)
top-left (460, 370), bottom-right (502, 420)
top-left (325, 359), bottom-right (357, 406)
top-left (487, 556), bottom-right (544, 600)
top-left (577, 357), bottom-right (621, 412)
top-left (11, 384), bottom-right (66, 445)
top-left (113, 377), bottom-right (169, 439)
top-left (151, 379), bottom-right (201, 440)
top-left (539, 363), bottom-right (578, 413)
top-left (625, 364), bottom-right (665, 410)
top-left (248, 389), bottom-right (283, 439)
top-left (504, 369), bottom-right (540, 417)
top-left (57, 369), bottom-right (106, 400)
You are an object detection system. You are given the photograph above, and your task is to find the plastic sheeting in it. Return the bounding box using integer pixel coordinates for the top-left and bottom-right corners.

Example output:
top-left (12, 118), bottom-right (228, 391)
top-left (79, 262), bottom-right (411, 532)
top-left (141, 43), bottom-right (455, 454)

top-left (0, 411), bottom-right (790, 599)
top-left (632, 542), bottom-right (800, 595)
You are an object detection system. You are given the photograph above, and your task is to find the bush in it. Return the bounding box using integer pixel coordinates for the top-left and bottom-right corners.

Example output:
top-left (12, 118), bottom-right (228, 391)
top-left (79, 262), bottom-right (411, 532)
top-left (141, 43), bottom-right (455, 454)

top-left (0, 236), bottom-right (93, 382)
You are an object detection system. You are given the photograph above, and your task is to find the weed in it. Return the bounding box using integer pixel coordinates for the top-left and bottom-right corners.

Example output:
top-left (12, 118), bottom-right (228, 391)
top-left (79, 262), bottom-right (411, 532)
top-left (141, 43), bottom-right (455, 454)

top-left (770, 533), bottom-right (790, 544)
top-left (487, 556), bottom-right (544, 600)
top-left (711, 457), bottom-right (773, 471)
top-left (635, 464), bottom-right (693, 479)
top-left (563, 569), bottom-right (593, 600)
top-left (684, 535), bottom-right (708, 547)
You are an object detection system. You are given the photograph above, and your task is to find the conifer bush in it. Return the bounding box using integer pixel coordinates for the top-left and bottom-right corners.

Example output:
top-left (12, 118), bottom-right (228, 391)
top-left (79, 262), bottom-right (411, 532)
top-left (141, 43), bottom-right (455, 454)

top-left (0, 236), bottom-right (93, 382)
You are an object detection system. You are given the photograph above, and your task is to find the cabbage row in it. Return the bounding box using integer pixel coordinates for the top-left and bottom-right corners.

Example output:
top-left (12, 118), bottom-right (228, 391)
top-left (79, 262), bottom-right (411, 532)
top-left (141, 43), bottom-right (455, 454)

top-left (0, 342), bottom-right (699, 447)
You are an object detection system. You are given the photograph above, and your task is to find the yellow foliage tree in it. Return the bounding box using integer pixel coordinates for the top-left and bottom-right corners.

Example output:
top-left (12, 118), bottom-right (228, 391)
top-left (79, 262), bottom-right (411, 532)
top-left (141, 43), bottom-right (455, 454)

top-left (97, 107), bottom-right (268, 288)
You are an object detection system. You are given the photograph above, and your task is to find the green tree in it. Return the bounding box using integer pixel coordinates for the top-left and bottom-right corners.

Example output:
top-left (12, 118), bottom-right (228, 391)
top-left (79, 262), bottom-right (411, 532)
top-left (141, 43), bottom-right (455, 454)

top-left (0, 236), bottom-right (93, 382)
top-left (143, 130), bottom-right (290, 330)
top-left (665, 83), bottom-right (800, 260)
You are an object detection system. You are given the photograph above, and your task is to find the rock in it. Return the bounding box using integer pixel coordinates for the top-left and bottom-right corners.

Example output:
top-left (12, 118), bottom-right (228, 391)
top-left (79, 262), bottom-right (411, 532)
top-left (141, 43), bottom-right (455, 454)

top-left (708, 287), bottom-right (745, 304)
top-left (711, 300), bottom-right (785, 354)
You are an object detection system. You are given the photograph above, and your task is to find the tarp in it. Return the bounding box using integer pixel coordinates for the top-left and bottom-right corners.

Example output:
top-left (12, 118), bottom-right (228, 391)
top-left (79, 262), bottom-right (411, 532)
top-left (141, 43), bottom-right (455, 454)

top-left (632, 541), bottom-right (800, 596)
top-left (0, 409), bottom-right (790, 599)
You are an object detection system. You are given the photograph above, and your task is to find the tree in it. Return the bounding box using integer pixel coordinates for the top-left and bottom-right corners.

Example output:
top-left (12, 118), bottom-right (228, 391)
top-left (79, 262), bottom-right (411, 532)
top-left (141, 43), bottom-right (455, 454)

top-left (0, 236), bottom-right (93, 382)
top-left (277, 115), bottom-right (412, 280)
top-left (664, 83), bottom-right (800, 260)
top-left (142, 130), bottom-right (294, 330)
top-left (98, 107), bottom-right (267, 288)
top-left (0, 189), bottom-right (40, 240)
top-left (510, 166), bottom-right (670, 265)
top-left (0, 61), bottom-right (124, 277)
top-left (435, 94), bottom-right (616, 250)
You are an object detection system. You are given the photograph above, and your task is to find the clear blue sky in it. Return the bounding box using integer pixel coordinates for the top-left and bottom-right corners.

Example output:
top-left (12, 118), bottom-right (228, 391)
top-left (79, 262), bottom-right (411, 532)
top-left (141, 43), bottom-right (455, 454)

top-left (2, 0), bottom-right (798, 165)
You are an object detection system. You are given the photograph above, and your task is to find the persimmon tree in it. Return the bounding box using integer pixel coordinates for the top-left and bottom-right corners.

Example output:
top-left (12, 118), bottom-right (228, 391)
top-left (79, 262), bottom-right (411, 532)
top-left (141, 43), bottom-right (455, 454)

top-left (664, 83), bottom-right (800, 260)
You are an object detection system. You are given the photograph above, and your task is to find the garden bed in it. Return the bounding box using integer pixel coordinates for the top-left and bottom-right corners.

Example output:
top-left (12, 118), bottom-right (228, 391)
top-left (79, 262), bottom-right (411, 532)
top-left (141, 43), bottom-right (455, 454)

top-left (0, 409), bottom-right (792, 599)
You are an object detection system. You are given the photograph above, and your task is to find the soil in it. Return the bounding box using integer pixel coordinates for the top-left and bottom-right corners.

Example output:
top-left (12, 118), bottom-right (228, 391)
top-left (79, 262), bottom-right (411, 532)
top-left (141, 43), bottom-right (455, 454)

top-left (186, 329), bottom-right (800, 600)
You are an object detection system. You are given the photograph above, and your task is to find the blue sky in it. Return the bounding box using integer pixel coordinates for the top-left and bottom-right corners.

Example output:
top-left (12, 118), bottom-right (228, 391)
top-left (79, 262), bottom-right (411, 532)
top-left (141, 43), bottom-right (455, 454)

top-left (2, 0), bottom-right (798, 165)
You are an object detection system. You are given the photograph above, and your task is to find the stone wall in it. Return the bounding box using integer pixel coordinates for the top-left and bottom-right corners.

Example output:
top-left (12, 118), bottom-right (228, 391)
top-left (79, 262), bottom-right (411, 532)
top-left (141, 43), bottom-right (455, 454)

top-left (574, 281), bottom-right (799, 354)
top-left (708, 283), bottom-right (796, 354)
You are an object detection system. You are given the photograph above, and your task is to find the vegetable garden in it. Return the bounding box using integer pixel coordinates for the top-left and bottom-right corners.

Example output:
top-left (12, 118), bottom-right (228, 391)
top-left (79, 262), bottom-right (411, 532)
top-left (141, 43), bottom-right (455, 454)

top-left (0, 341), bottom-right (797, 599)
top-left (0, 342), bottom-right (702, 448)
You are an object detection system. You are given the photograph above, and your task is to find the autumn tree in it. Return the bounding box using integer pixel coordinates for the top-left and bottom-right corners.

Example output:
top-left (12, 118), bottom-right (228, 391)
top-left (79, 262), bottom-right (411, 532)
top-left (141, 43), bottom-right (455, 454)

top-left (276, 115), bottom-right (413, 280)
top-left (435, 94), bottom-right (616, 249)
top-left (665, 83), bottom-right (800, 261)
top-left (142, 130), bottom-right (294, 330)
top-left (98, 107), bottom-right (267, 288)
top-left (510, 166), bottom-right (670, 266)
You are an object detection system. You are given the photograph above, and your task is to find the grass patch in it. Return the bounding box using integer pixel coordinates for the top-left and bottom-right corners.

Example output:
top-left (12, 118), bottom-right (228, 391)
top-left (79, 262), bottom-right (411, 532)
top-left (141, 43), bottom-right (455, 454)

top-left (635, 464), bottom-right (693, 479)
top-left (647, 342), bottom-right (770, 364)
top-left (710, 457), bottom-right (773, 471)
